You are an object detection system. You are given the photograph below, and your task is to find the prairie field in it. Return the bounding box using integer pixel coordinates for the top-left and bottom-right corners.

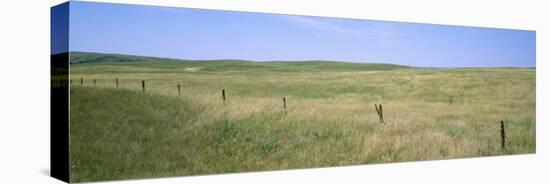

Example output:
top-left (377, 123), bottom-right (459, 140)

top-left (68, 53), bottom-right (535, 182)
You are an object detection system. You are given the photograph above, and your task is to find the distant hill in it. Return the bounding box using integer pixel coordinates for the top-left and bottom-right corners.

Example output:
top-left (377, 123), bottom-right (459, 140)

top-left (66, 52), bottom-right (411, 71)
top-left (69, 52), bottom-right (185, 64)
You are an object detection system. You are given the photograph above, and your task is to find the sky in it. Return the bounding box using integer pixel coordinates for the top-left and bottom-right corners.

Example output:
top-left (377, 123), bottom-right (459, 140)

top-left (51, 2), bottom-right (69, 55)
top-left (61, 1), bottom-right (536, 67)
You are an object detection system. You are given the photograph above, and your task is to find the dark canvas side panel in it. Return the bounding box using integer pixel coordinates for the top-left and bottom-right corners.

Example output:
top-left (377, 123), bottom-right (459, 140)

top-left (51, 2), bottom-right (70, 183)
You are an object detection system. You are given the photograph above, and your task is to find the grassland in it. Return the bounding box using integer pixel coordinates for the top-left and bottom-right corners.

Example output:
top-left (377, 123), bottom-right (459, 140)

top-left (68, 52), bottom-right (535, 182)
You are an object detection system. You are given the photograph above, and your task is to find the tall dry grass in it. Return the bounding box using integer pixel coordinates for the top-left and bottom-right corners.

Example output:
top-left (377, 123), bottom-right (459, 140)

top-left (69, 62), bottom-right (535, 182)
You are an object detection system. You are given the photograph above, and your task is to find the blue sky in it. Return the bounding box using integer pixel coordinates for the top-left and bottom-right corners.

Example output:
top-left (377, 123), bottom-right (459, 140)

top-left (65, 1), bottom-right (536, 67)
top-left (51, 2), bottom-right (69, 55)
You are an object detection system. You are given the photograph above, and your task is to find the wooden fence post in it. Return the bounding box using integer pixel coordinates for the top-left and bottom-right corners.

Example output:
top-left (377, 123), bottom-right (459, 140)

top-left (283, 97), bottom-right (287, 114)
top-left (375, 104), bottom-right (379, 122)
top-left (222, 89), bottom-right (226, 104)
top-left (177, 84), bottom-right (181, 95)
top-left (80, 78), bottom-right (83, 86)
top-left (93, 79), bottom-right (96, 87)
top-left (142, 80), bottom-right (145, 92)
top-left (500, 120), bottom-right (506, 149)
top-left (379, 104), bottom-right (384, 123)
top-left (116, 78), bottom-right (119, 88)
top-left (375, 104), bottom-right (384, 124)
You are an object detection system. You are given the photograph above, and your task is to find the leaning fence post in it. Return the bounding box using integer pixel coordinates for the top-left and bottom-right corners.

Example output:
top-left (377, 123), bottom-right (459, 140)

top-left (375, 104), bottom-right (379, 117)
top-left (142, 80), bottom-right (145, 92)
top-left (222, 89), bottom-right (226, 104)
top-left (177, 84), bottom-right (181, 95)
top-left (500, 120), bottom-right (506, 149)
top-left (283, 97), bottom-right (287, 114)
top-left (116, 78), bottom-right (119, 88)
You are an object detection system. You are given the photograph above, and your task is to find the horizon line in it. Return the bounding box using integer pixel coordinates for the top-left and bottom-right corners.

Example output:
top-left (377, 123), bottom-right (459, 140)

top-left (60, 51), bottom-right (536, 69)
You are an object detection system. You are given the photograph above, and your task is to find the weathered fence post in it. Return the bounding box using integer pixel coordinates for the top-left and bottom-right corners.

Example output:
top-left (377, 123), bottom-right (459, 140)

top-left (375, 104), bottom-right (384, 124)
top-left (142, 80), bottom-right (145, 92)
top-left (177, 84), bottom-right (181, 95)
top-left (379, 104), bottom-right (384, 123)
top-left (116, 78), bottom-right (119, 88)
top-left (222, 89), bottom-right (226, 104)
top-left (93, 79), bottom-right (96, 87)
top-left (375, 104), bottom-right (379, 122)
top-left (283, 97), bottom-right (287, 114)
top-left (500, 120), bottom-right (506, 149)
top-left (80, 78), bottom-right (83, 86)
